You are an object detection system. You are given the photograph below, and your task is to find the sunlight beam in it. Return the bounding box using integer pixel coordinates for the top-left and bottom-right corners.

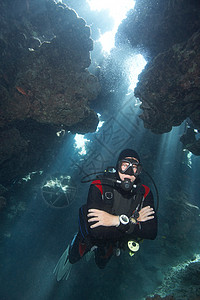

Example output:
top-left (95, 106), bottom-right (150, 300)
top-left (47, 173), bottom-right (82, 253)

top-left (125, 54), bottom-right (147, 91)
top-left (87, 0), bottom-right (136, 53)
top-left (74, 134), bottom-right (90, 156)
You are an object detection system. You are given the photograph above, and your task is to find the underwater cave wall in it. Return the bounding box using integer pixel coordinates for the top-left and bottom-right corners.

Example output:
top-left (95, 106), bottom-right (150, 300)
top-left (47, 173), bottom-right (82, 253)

top-left (0, 0), bottom-right (100, 187)
top-left (116, 0), bottom-right (200, 155)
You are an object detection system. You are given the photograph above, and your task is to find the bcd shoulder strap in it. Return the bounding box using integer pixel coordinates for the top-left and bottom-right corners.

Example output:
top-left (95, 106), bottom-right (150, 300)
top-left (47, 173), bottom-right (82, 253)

top-left (93, 176), bottom-right (149, 211)
top-left (94, 174), bottom-right (116, 209)
top-left (134, 184), bottom-right (146, 211)
top-left (134, 184), bottom-right (150, 213)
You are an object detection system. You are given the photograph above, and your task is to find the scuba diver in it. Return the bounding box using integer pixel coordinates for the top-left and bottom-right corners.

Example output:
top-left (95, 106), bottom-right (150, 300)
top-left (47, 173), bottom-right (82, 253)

top-left (54, 149), bottom-right (157, 280)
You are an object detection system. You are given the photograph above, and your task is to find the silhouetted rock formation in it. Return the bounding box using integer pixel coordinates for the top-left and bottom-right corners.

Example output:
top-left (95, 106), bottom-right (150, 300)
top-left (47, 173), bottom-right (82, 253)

top-left (0, 0), bottom-right (100, 185)
top-left (134, 31), bottom-right (200, 134)
top-left (116, 0), bottom-right (200, 155)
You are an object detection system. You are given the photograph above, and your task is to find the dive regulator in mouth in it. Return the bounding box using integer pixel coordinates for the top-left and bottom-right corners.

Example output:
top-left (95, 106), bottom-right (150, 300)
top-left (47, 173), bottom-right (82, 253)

top-left (120, 178), bottom-right (135, 192)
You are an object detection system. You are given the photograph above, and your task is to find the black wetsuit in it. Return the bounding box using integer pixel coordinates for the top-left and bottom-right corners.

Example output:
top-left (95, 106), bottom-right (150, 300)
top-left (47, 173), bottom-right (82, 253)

top-left (69, 176), bottom-right (157, 268)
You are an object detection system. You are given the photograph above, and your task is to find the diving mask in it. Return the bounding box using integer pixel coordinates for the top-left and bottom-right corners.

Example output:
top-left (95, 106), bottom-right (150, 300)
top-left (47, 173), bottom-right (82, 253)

top-left (118, 159), bottom-right (142, 177)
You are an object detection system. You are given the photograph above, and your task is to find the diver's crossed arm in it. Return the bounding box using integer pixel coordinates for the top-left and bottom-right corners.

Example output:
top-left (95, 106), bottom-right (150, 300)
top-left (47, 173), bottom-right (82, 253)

top-left (87, 209), bottom-right (119, 228)
top-left (87, 206), bottom-right (155, 228)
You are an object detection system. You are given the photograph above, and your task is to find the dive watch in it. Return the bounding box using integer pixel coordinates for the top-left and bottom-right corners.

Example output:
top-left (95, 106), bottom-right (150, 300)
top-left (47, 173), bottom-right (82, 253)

top-left (119, 214), bottom-right (129, 225)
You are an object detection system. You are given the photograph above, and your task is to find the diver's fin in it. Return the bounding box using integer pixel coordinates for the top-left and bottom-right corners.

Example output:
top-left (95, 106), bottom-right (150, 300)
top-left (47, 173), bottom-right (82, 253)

top-left (85, 250), bottom-right (93, 262)
top-left (53, 245), bottom-right (72, 281)
top-left (85, 245), bottom-right (97, 262)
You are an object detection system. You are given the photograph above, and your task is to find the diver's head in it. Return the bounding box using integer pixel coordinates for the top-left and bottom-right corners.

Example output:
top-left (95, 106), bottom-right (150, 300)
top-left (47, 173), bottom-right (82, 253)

top-left (116, 149), bottom-right (142, 191)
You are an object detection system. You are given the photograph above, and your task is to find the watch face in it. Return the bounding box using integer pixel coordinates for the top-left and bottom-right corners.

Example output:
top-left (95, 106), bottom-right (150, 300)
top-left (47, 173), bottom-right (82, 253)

top-left (122, 215), bottom-right (127, 222)
top-left (120, 214), bottom-right (129, 224)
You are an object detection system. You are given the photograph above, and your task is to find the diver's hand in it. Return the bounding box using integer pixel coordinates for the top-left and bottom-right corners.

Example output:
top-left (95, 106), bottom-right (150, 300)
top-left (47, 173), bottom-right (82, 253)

top-left (137, 206), bottom-right (155, 222)
top-left (87, 209), bottom-right (119, 228)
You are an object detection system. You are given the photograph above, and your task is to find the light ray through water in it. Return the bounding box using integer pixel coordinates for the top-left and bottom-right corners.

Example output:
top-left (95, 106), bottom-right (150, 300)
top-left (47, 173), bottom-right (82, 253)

top-left (87, 0), bottom-right (136, 53)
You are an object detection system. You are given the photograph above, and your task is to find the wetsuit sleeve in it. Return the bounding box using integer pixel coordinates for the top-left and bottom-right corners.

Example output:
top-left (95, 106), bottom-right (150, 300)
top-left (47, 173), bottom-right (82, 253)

top-left (87, 184), bottom-right (125, 241)
top-left (87, 184), bottom-right (157, 241)
top-left (129, 190), bottom-right (158, 240)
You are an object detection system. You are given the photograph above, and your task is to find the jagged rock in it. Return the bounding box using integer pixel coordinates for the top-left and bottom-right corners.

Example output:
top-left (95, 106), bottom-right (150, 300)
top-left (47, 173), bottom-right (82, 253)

top-left (115, 0), bottom-right (200, 155)
top-left (181, 262), bottom-right (200, 286)
top-left (0, 0), bottom-right (100, 185)
top-left (0, 128), bottom-right (28, 165)
top-left (148, 260), bottom-right (200, 300)
top-left (134, 30), bottom-right (200, 135)
top-left (180, 127), bottom-right (200, 155)
top-left (0, 122), bottom-right (62, 185)
top-left (0, 0), bottom-right (100, 131)
top-left (116, 0), bottom-right (200, 60)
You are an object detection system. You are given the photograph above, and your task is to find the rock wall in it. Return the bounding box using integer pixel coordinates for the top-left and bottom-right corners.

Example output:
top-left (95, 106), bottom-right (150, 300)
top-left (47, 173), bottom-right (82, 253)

top-left (135, 31), bottom-right (200, 133)
top-left (0, 0), bottom-right (100, 185)
top-left (116, 0), bottom-right (200, 154)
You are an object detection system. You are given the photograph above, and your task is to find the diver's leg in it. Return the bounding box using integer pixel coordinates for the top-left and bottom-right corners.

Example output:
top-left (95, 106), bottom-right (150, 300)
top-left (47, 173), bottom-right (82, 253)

top-left (95, 243), bottom-right (113, 269)
top-left (68, 232), bottom-right (90, 264)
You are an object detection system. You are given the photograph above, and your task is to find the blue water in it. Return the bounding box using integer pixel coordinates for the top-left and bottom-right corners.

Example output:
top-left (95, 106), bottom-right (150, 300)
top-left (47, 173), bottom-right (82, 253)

top-left (1, 1), bottom-right (200, 299)
top-left (1, 88), bottom-right (200, 299)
